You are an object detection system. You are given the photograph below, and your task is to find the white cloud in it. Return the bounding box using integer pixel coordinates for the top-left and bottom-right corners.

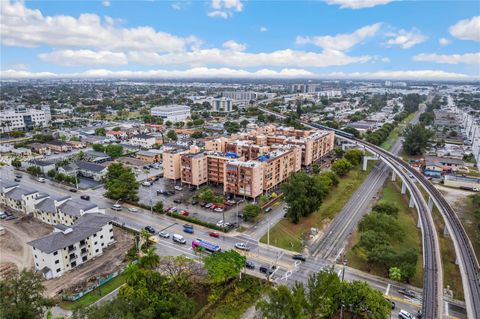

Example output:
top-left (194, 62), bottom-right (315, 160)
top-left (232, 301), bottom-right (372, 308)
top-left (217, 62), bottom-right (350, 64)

top-left (208, 0), bottom-right (243, 18)
top-left (439, 38), bottom-right (450, 45)
top-left (260, 26), bottom-right (268, 32)
top-left (0, 0), bottom-right (200, 52)
top-left (171, 2), bottom-right (191, 10)
top-left (296, 23), bottom-right (381, 51)
top-left (325, 0), bottom-right (393, 9)
top-left (125, 48), bottom-right (372, 68)
top-left (449, 16), bottom-right (480, 41)
top-left (381, 57), bottom-right (390, 62)
top-left (386, 28), bottom-right (427, 49)
top-left (101, 0), bottom-right (111, 7)
top-left (38, 50), bottom-right (128, 66)
top-left (1, 68), bottom-right (472, 80)
top-left (413, 53), bottom-right (480, 65)
top-left (222, 40), bottom-right (246, 51)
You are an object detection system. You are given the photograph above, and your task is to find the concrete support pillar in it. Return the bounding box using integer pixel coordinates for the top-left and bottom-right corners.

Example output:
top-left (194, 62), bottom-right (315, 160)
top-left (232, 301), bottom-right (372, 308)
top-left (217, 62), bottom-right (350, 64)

top-left (409, 196), bottom-right (415, 208)
top-left (428, 196), bottom-right (434, 212)
top-left (362, 156), bottom-right (378, 171)
top-left (391, 171), bottom-right (397, 182)
top-left (401, 182), bottom-right (407, 195)
top-left (417, 218), bottom-right (421, 229)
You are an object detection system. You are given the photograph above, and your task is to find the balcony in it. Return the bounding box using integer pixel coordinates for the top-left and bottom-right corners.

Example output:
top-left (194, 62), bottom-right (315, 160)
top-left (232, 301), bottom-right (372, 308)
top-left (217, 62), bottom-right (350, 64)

top-left (69, 254), bottom-right (77, 261)
top-left (67, 245), bottom-right (75, 252)
top-left (79, 240), bottom-right (86, 247)
top-left (80, 248), bottom-right (88, 255)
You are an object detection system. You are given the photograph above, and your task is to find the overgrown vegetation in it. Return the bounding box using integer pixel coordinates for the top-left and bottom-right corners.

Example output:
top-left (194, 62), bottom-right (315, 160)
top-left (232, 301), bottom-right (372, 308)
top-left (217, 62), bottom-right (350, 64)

top-left (104, 163), bottom-right (139, 202)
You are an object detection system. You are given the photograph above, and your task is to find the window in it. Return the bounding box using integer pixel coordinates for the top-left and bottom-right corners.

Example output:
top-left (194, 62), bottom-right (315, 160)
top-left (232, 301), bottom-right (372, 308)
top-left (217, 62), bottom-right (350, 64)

top-left (34, 254), bottom-right (37, 258)
top-left (101, 243), bottom-right (104, 247)
top-left (93, 234), bottom-right (97, 237)
top-left (94, 241), bottom-right (98, 245)
top-left (100, 235), bottom-right (103, 239)
top-left (56, 268), bottom-right (61, 273)
top-left (95, 249), bottom-right (99, 253)
top-left (53, 251), bottom-right (58, 256)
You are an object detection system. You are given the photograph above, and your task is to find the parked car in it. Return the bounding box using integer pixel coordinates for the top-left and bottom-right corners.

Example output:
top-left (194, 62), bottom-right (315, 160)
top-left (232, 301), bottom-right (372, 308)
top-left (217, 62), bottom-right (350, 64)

top-left (142, 181), bottom-right (152, 187)
top-left (205, 203), bottom-right (213, 208)
top-left (180, 210), bottom-right (189, 216)
top-left (245, 260), bottom-right (255, 269)
top-left (174, 186), bottom-right (183, 191)
top-left (398, 288), bottom-right (416, 298)
top-left (209, 232), bottom-right (220, 238)
top-left (398, 310), bottom-right (414, 319)
top-left (14, 178), bottom-right (21, 182)
top-left (191, 200), bottom-right (199, 205)
top-left (214, 207), bottom-right (224, 213)
top-left (128, 207), bottom-right (138, 212)
top-left (265, 207), bottom-right (273, 213)
top-left (173, 199), bottom-right (182, 204)
top-left (172, 234), bottom-right (186, 244)
top-left (5, 215), bottom-right (17, 221)
top-left (292, 254), bottom-right (306, 262)
top-left (69, 188), bottom-right (77, 193)
top-left (144, 226), bottom-right (156, 234)
top-left (158, 231), bottom-right (170, 238)
top-left (111, 204), bottom-right (122, 211)
top-left (80, 195), bottom-right (90, 200)
top-left (143, 165), bottom-right (150, 170)
top-left (37, 177), bottom-right (46, 183)
top-left (183, 224), bottom-right (194, 229)
top-left (235, 242), bottom-right (250, 251)
top-left (0, 212), bottom-right (7, 219)
top-left (15, 175), bottom-right (22, 179)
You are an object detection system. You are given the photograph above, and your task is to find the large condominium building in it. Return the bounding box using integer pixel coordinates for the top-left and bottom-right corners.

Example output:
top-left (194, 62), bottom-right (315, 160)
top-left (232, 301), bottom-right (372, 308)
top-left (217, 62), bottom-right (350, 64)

top-left (28, 214), bottom-right (114, 279)
top-left (162, 146), bottom-right (189, 180)
top-left (225, 141), bottom-right (270, 161)
top-left (210, 97), bottom-right (233, 113)
top-left (222, 91), bottom-right (257, 102)
top-left (151, 105), bottom-right (191, 122)
top-left (181, 152), bottom-right (208, 187)
top-left (224, 160), bottom-right (264, 198)
top-left (259, 147), bottom-right (302, 193)
top-left (0, 106), bottom-right (51, 133)
top-left (204, 137), bottom-right (229, 153)
top-left (206, 152), bottom-right (243, 185)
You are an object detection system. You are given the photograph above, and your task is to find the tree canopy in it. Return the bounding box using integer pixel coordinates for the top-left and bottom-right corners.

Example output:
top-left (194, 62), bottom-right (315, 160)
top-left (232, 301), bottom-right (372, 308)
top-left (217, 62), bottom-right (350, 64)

top-left (402, 124), bottom-right (433, 156)
top-left (203, 250), bottom-right (246, 284)
top-left (104, 163), bottom-right (139, 202)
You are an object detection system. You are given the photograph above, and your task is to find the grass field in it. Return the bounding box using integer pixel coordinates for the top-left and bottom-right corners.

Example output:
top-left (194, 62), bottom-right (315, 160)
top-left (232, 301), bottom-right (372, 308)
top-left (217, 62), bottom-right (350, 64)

top-left (59, 273), bottom-right (127, 310)
top-left (345, 180), bottom-right (424, 287)
top-left (260, 164), bottom-right (374, 252)
top-left (380, 111), bottom-right (417, 151)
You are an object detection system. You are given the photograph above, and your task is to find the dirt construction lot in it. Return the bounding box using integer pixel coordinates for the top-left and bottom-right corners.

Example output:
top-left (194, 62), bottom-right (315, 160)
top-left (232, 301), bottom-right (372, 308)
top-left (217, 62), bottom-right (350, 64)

top-left (43, 226), bottom-right (133, 297)
top-left (0, 216), bottom-right (53, 271)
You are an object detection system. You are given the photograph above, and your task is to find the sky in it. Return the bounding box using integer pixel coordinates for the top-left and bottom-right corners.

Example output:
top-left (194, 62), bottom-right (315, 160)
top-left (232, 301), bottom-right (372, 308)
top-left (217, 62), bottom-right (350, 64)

top-left (1, 0), bottom-right (479, 80)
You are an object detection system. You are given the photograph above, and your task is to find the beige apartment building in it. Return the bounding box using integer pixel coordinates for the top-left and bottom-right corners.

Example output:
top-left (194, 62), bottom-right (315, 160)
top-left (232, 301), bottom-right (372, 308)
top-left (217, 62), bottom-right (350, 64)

top-left (206, 152), bottom-right (244, 185)
top-left (224, 160), bottom-right (264, 198)
top-left (181, 152), bottom-right (208, 187)
top-left (204, 137), bottom-right (229, 152)
top-left (225, 141), bottom-right (270, 161)
top-left (260, 147), bottom-right (302, 193)
top-left (162, 146), bottom-right (189, 180)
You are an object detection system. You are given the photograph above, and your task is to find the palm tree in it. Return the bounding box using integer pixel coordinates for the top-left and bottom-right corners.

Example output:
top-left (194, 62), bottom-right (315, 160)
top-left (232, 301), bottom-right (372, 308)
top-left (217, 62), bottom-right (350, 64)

top-left (123, 262), bottom-right (140, 284)
top-left (139, 248), bottom-right (160, 270)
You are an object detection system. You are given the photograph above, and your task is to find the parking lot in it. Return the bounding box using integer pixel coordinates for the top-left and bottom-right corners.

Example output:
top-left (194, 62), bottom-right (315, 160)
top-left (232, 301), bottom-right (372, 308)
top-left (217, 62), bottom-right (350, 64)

top-left (137, 177), bottom-right (248, 226)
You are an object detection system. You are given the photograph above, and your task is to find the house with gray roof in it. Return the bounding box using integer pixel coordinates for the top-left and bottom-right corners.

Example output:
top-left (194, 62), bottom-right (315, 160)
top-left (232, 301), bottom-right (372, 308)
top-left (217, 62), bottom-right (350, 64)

top-left (74, 160), bottom-right (108, 181)
top-left (0, 181), bottom-right (40, 213)
top-left (28, 213), bottom-right (114, 279)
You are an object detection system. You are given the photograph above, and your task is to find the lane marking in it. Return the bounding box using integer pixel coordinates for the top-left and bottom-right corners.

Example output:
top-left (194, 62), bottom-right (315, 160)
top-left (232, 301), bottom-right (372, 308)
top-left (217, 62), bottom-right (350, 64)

top-left (385, 284), bottom-right (391, 296)
top-left (445, 301), bottom-right (449, 317)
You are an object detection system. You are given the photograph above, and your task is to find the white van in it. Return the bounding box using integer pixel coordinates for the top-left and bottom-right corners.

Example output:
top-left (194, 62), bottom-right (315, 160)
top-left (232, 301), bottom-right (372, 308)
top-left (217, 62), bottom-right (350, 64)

top-left (172, 234), bottom-right (186, 244)
top-left (111, 204), bottom-right (122, 211)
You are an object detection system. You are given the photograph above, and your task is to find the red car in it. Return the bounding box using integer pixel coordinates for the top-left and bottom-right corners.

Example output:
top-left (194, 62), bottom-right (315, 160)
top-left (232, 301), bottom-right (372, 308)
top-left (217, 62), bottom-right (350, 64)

top-left (180, 210), bottom-right (189, 216)
top-left (209, 232), bottom-right (220, 238)
top-left (164, 207), bottom-right (172, 213)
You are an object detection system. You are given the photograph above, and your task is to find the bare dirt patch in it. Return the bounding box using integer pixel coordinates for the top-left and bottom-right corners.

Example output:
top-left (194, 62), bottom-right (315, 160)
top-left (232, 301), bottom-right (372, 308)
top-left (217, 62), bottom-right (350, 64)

top-left (43, 226), bottom-right (134, 298)
top-left (0, 216), bottom-right (53, 270)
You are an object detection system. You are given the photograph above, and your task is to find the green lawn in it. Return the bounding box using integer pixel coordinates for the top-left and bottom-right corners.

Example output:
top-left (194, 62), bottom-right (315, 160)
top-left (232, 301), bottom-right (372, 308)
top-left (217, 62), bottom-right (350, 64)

top-left (59, 273), bottom-right (127, 310)
top-left (380, 111), bottom-right (417, 151)
top-left (346, 180), bottom-right (424, 287)
top-left (260, 164), bottom-right (374, 252)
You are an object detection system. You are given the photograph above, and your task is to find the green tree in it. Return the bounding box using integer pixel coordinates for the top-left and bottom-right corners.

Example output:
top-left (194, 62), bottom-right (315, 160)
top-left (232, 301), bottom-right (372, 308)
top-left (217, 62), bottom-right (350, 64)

top-left (244, 204), bottom-right (261, 221)
top-left (11, 157), bottom-right (21, 168)
top-left (104, 144), bottom-right (123, 158)
top-left (331, 159), bottom-right (352, 176)
top-left (94, 127), bottom-right (106, 136)
top-left (359, 212), bottom-right (404, 241)
top-left (344, 149), bottom-right (363, 166)
top-left (104, 163), bottom-right (139, 202)
top-left (190, 131), bottom-right (204, 139)
top-left (112, 126), bottom-right (121, 131)
top-left (8, 131), bottom-right (26, 138)
top-left (389, 267), bottom-right (402, 281)
top-left (47, 169), bottom-right (56, 178)
top-left (193, 118), bottom-right (204, 126)
top-left (166, 130), bottom-right (178, 141)
top-left (240, 119), bottom-right (249, 128)
top-left (372, 202), bottom-right (399, 217)
top-left (92, 143), bottom-right (105, 152)
top-left (256, 284), bottom-right (307, 319)
top-left (203, 250), bottom-right (246, 284)
top-left (26, 165), bottom-right (42, 176)
top-left (152, 201), bottom-right (164, 213)
top-left (139, 248), bottom-right (160, 270)
top-left (0, 269), bottom-right (53, 319)
top-left (402, 124), bottom-right (433, 156)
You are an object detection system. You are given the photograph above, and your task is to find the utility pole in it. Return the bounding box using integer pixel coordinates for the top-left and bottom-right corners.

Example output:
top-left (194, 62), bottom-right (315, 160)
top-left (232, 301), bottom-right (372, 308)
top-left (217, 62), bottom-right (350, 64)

top-left (267, 220), bottom-right (270, 247)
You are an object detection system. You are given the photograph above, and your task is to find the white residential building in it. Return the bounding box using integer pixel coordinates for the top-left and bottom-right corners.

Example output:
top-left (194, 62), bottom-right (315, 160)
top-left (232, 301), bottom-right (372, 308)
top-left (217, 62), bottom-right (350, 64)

top-left (129, 134), bottom-right (156, 149)
top-left (151, 105), bottom-right (191, 122)
top-left (28, 214), bottom-right (114, 279)
top-left (0, 181), bottom-right (41, 214)
top-left (210, 97), bottom-right (233, 113)
top-left (222, 91), bottom-right (257, 102)
top-left (0, 106), bottom-right (51, 132)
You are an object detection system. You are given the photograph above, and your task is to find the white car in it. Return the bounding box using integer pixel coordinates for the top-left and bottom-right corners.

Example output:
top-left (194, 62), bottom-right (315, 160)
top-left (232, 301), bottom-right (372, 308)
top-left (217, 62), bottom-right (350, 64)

top-left (128, 207), bottom-right (138, 212)
top-left (398, 310), bottom-right (414, 319)
top-left (37, 177), bottom-right (46, 183)
top-left (174, 185), bottom-right (183, 191)
top-left (235, 242), bottom-right (250, 251)
top-left (159, 231), bottom-right (170, 238)
top-left (142, 181), bottom-right (152, 187)
top-left (111, 204), bottom-right (122, 211)
top-left (214, 207), bottom-right (224, 212)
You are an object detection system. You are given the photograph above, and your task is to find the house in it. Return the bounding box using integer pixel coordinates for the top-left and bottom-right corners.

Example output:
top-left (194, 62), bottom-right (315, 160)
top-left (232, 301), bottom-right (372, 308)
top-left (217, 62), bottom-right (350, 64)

top-left (45, 140), bottom-right (72, 153)
top-left (423, 162), bottom-right (444, 177)
top-left (28, 213), bottom-right (114, 279)
top-left (136, 150), bottom-right (161, 163)
top-left (67, 140), bottom-right (86, 149)
top-left (84, 150), bottom-right (111, 164)
top-left (12, 147), bottom-right (32, 156)
top-left (29, 143), bottom-right (50, 155)
top-left (129, 134), bottom-right (156, 149)
top-left (106, 131), bottom-right (128, 140)
top-left (424, 156), bottom-right (465, 172)
top-left (74, 160), bottom-right (108, 181)
top-left (34, 196), bottom-right (105, 226)
top-left (25, 159), bottom-right (56, 174)
top-left (0, 181), bottom-right (41, 214)
top-left (57, 163), bottom-right (79, 178)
